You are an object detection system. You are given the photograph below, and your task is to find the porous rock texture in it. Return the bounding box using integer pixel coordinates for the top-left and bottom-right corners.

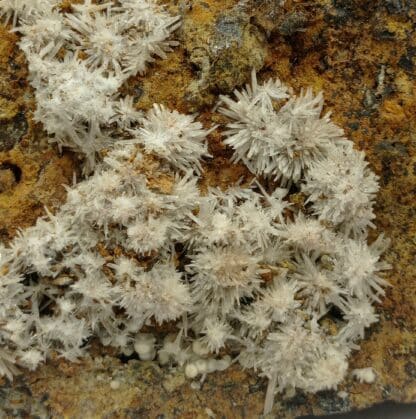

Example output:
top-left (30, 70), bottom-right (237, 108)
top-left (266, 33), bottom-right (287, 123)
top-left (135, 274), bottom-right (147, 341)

top-left (0, 0), bottom-right (415, 417)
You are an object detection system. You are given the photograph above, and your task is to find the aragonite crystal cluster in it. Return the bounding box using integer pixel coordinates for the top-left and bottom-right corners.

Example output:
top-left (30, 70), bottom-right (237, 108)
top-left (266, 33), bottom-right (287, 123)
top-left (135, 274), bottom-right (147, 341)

top-left (0, 0), bottom-right (390, 413)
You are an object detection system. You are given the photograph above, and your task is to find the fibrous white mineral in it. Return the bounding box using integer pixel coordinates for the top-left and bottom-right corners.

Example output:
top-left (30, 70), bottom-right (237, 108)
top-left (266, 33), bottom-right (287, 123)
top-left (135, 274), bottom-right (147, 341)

top-left (0, 1), bottom-right (390, 416)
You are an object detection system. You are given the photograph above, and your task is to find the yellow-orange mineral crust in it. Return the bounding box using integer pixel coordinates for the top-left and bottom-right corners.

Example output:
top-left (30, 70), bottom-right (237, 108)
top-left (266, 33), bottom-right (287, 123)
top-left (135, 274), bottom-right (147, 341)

top-left (0, 27), bottom-right (76, 240)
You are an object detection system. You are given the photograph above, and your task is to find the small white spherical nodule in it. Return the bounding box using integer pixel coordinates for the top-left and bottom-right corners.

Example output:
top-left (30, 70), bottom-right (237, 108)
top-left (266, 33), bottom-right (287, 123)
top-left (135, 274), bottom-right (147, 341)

top-left (110, 379), bottom-right (120, 390)
top-left (139, 347), bottom-right (156, 361)
top-left (134, 333), bottom-right (156, 361)
top-left (158, 350), bottom-right (170, 366)
top-left (185, 363), bottom-right (199, 379)
top-left (352, 367), bottom-right (376, 384)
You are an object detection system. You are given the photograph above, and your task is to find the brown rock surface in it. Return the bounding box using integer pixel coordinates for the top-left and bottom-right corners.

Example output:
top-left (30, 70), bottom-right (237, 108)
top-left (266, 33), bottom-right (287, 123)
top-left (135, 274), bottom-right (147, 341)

top-left (0, 26), bottom-right (77, 241)
top-left (0, 1), bottom-right (415, 418)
